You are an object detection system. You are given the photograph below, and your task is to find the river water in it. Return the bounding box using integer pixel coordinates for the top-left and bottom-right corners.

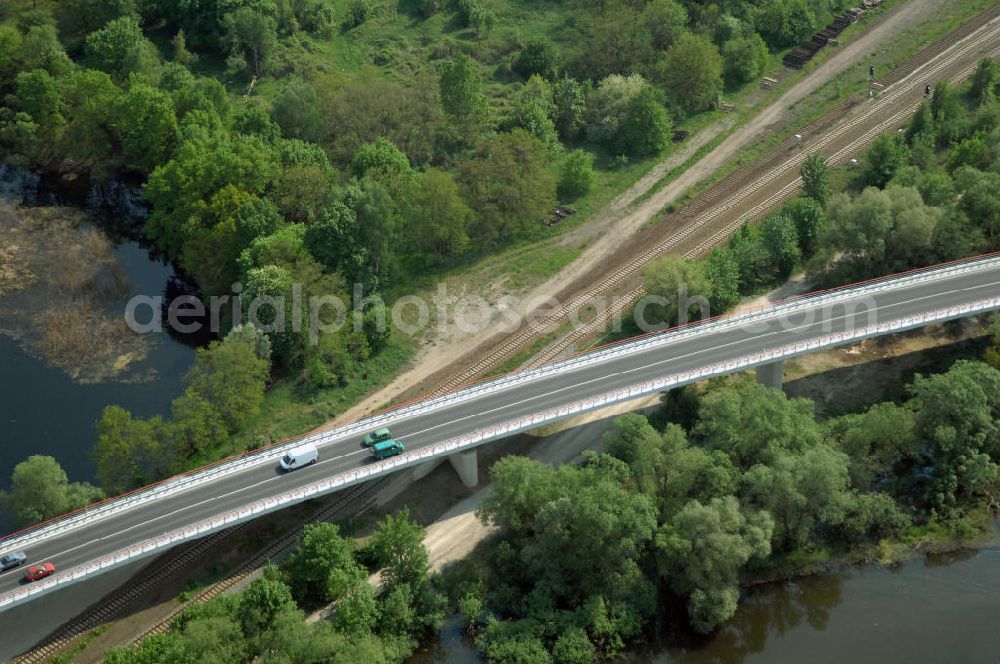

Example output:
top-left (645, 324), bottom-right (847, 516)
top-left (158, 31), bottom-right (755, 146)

top-left (413, 547), bottom-right (1000, 663)
top-left (0, 169), bottom-right (197, 535)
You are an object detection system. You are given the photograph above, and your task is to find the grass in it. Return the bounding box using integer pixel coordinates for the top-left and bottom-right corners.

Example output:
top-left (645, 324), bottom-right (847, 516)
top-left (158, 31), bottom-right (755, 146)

top-left (235, 335), bottom-right (416, 449)
top-left (48, 626), bottom-right (108, 664)
top-left (654, 0), bottom-right (997, 208)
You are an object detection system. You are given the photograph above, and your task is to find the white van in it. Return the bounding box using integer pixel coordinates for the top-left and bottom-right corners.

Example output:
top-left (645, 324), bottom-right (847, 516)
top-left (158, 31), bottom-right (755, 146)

top-left (279, 444), bottom-right (318, 471)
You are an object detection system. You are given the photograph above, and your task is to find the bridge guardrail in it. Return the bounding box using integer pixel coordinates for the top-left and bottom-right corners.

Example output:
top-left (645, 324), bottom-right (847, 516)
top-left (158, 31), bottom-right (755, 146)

top-left (2, 253), bottom-right (999, 554)
top-left (2, 291), bottom-right (998, 611)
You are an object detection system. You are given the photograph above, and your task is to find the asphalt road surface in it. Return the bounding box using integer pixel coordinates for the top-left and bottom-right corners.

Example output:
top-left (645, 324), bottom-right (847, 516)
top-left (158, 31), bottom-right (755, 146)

top-left (1, 259), bottom-right (998, 603)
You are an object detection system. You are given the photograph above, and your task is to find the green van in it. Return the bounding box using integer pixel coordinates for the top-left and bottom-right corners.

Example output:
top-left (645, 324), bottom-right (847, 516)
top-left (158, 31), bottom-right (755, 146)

top-left (362, 427), bottom-right (393, 447)
top-left (371, 439), bottom-right (405, 459)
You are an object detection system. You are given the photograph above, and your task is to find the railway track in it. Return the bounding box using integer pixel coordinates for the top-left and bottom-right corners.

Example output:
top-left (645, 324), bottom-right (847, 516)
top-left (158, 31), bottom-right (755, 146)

top-left (10, 523), bottom-right (251, 664)
top-left (14, 6), bottom-right (1000, 662)
top-left (130, 477), bottom-right (387, 643)
top-left (429, 6), bottom-right (1000, 380)
top-left (12, 478), bottom-right (388, 662)
top-left (525, 33), bottom-right (1000, 368)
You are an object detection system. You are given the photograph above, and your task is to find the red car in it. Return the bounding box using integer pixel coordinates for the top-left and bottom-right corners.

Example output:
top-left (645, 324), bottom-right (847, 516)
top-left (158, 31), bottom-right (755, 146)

top-left (23, 562), bottom-right (55, 582)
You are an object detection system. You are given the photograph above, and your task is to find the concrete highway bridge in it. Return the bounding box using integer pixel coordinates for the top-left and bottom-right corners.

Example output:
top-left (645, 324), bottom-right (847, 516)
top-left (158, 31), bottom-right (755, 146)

top-left (1, 254), bottom-right (999, 610)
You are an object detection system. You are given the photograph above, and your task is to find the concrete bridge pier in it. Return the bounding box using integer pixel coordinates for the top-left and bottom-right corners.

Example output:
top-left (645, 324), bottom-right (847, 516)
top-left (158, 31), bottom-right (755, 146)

top-left (410, 450), bottom-right (479, 487)
top-left (448, 449), bottom-right (479, 487)
top-left (755, 360), bottom-right (784, 389)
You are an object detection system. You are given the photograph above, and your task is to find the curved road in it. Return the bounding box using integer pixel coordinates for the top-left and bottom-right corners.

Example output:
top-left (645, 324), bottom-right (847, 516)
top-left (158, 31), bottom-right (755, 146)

top-left (1, 256), bottom-right (999, 606)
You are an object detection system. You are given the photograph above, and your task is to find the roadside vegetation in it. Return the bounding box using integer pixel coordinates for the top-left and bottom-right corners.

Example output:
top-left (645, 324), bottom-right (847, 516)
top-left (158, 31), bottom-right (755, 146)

top-left (628, 64), bottom-right (1000, 337)
top-left (102, 510), bottom-right (447, 664)
top-left (0, 0), bottom-right (876, 522)
top-left (442, 356), bottom-right (1000, 661)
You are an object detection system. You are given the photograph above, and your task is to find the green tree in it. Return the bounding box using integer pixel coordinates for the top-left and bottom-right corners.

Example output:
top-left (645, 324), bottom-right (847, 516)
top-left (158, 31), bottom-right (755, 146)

top-left (323, 78), bottom-right (442, 165)
top-left (506, 75), bottom-right (560, 153)
top-left (760, 212), bottom-right (801, 277)
top-left (695, 381), bottom-right (823, 468)
top-left (513, 38), bottom-right (560, 80)
top-left (721, 34), bottom-right (769, 87)
top-left (727, 221), bottom-right (774, 293)
top-left (642, 256), bottom-right (712, 327)
top-left (552, 77), bottom-right (588, 141)
top-left (615, 88), bottom-right (672, 157)
top-left (954, 168), bottom-right (1000, 241)
top-left (782, 197), bottom-right (825, 257)
top-left (170, 388), bottom-right (228, 457)
top-left (402, 168), bottom-right (472, 260)
top-left (84, 16), bottom-right (157, 82)
top-left (143, 129), bottom-right (281, 262)
top-left (440, 53), bottom-right (488, 133)
top-left (185, 338), bottom-right (268, 432)
top-left (171, 29), bottom-right (199, 67)
top-left (222, 8), bottom-right (278, 77)
top-left (350, 137), bottom-right (413, 180)
top-left (586, 73), bottom-right (650, 148)
top-left (552, 627), bottom-right (597, 664)
top-left (821, 186), bottom-right (939, 279)
top-left (21, 24), bottom-right (73, 77)
top-left (237, 568), bottom-right (296, 637)
top-left (479, 455), bottom-right (657, 613)
top-left (334, 583), bottom-right (380, 635)
top-left (270, 76), bottom-right (324, 142)
top-left (704, 246), bottom-right (740, 312)
top-left (55, 0), bottom-right (140, 41)
top-left (930, 81), bottom-right (969, 147)
top-left (459, 129), bottom-right (556, 247)
top-left (557, 149), bottom-right (595, 201)
top-left (60, 69), bottom-right (121, 169)
top-left (642, 0), bottom-right (688, 50)
top-left (655, 496), bottom-right (772, 632)
top-left (755, 0), bottom-right (817, 49)
top-left (284, 522), bottom-right (364, 603)
top-left (909, 361), bottom-right (1000, 512)
top-left (369, 507), bottom-right (429, 589)
top-left (836, 492), bottom-right (909, 545)
top-left (2, 456), bottom-right (103, 527)
top-left (110, 82), bottom-right (177, 172)
top-left (94, 406), bottom-right (177, 494)
top-left (828, 402), bottom-right (917, 488)
top-left (7, 68), bottom-right (65, 134)
top-left (800, 152), bottom-right (830, 207)
top-left (457, 0), bottom-right (497, 36)
top-left (656, 33), bottom-right (723, 114)
top-left (970, 58), bottom-right (998, 107)
top-left (573, 2), bottom-right (653, 80)
top-left (864, 133), bottom-right (910, 188)
top-left (224, 323), bottom-right (273, 362)
top-left (986, 316), bottom-right (1000, 370)
top-left (743, 443), bottom-right (851, 550)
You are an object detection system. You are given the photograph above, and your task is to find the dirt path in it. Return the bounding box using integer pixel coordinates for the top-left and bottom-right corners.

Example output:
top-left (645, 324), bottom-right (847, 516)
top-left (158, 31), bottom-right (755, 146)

top-left (331, 0), bottom-right (950, 426)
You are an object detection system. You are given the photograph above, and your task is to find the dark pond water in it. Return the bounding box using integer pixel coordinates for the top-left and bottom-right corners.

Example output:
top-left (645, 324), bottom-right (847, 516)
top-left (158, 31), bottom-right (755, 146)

top-left (412, 548), bottom-right (1000, 664)
top-left (0, 168), bottom-right (198, 535)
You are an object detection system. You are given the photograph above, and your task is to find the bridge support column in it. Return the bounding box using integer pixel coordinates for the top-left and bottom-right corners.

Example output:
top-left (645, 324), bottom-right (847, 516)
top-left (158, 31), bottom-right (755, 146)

top-left (411, 458), bottom-right (443, 481)
top-left (448, 449), bottom-right (479, 488)
top-left (755, 360), bottom-right (784, 389)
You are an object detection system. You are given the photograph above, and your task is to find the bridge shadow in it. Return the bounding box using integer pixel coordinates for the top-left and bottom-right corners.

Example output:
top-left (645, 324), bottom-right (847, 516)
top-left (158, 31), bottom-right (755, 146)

top-left (783, 321), bottom-right (990, 417)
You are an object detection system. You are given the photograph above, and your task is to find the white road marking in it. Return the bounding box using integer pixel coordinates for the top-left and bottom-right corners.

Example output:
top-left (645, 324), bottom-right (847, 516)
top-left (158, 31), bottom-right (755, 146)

top-left (11, 274), bottom-right (999, 570)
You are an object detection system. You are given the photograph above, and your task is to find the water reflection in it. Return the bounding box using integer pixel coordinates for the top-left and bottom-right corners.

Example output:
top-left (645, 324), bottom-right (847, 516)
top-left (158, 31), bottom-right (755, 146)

top-left (413, 548), bottom-right (1000, 664)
